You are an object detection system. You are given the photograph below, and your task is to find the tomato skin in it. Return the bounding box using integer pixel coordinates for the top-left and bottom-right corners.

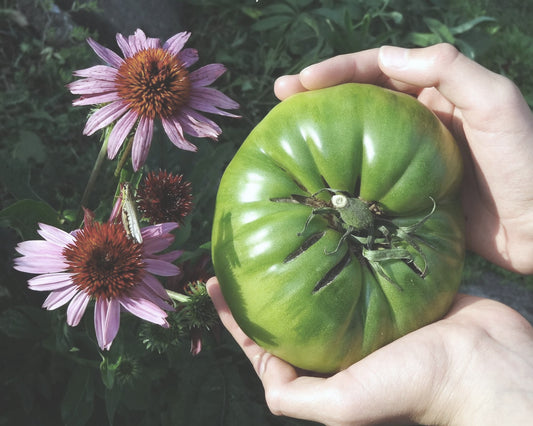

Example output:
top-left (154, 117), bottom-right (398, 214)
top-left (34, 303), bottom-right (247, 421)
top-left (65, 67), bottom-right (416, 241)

top-left (212, 83), bottom-right (465, 373)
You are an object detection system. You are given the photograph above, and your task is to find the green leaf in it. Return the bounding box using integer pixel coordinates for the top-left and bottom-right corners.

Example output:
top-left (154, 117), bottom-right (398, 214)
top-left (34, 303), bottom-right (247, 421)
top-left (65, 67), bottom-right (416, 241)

top-left (0, 199), bottom-right (61, 240)
top-left (0, 306), bottom-right (50, 339)
top-left (423, 17), bottom-right (455, 43)
top-left (61, 368), bottom-right (95, 426)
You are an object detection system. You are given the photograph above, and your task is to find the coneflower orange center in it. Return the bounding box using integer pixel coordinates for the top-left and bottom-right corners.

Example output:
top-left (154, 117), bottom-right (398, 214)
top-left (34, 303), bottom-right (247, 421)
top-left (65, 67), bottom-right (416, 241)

top-left (116, 48), bottom-right (191, 119)
top-left (63, 222), bottom-right (144, 299)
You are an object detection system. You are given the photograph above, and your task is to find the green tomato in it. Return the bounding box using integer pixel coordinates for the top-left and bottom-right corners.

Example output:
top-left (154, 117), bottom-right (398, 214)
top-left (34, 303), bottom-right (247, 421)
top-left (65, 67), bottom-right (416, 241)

top-left (212, 83), bottom-right (465, 373)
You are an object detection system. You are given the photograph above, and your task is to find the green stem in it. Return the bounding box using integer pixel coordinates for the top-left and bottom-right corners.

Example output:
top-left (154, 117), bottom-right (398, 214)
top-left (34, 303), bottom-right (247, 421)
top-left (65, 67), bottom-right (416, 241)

top-left (77, 136), bottom-right (109, 225)
top-left (166, 290), bottom-right (190, 303)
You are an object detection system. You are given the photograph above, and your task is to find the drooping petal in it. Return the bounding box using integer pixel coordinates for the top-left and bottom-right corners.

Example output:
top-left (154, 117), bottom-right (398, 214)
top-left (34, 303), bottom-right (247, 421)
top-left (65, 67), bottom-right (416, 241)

top-left (161, 117), bottom-right (198, 151)
top-left (131, 115), bottom-right (154, 171)
top-left (189, 87), bottom-right (240, 116)
top-left (139, 273), bottom-right (174, 304)
top-left (42, 285), bottom-right (79, 310)
top-left (66, 291), bottom-right (91, 326)
top-left (87, 37), bottom-right (123, 69)
top-left (163, 31), bottom-right (191, 56)
top-left (37, 223), bottom-right (76, 246)
top-left (189, 63), bottom-right (227, 87)
top-left (27, 273), bottom-right (73, 291)
top-left (129, 282), bottom-right (174, 311)
top-left (83, 101), bottom-right (130, 135)
top-left (179, 108), bottom-right (221, 140)
top-left (107, 108), bottom-right (139, 159)
top-left (144, 258), bottom-right (180, 277)
top-left (118, 295), bottom-right (168, 326)
top-left (94, 298), bottom-right (121, 350)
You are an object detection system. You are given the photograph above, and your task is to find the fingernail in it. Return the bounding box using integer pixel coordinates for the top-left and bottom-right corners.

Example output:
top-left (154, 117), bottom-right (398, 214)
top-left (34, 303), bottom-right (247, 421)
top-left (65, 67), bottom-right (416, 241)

top-left (379, 46), bottom-right (409, 69)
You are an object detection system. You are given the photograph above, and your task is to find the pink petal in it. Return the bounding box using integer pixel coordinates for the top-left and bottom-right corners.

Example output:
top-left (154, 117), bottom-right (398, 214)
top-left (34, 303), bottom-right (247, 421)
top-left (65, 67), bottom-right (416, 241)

top-left (72, 65), bottom-right (118, 79)
top-left (189, 87), bottom-right (240, 116)
top-left (119, 295), bottom-right (168, 326)
top-left (116, 33), bottom-right (133, 58)
top-left (27, 273), bottom-right (73, 291)
top-left (94, 298), bottom-right (121, 350)
top-left (87, 37), bottom-right (123, 69)
top-left (68, 79), bottom-right (117, 95)
top-left (131, 115), bottom-right (154, 171)
top-left (144, 258), bottom-right (180, 276)
top-left (66, 291), bottom-right (91, 326)
top-left (142, 233), bottom-right (175, 254)
top-left (72, 92), bottom-right (122, 106)
top-left (37, 223), bottom-right (76, 246)
top-left (42, 285), bottom-right (78, 310)
top-left (130, 280), bottom-right (174, 311)
top-left (161, 117), bottom-right (198, 151)
top-left (141, 222), bottom-right (179, 239)
top-left (177, 48), bottom-right (198, 68)
top-left (179, 108), bottom-right (221, 140)
top-left (15, 240), bottom-right (64, 257)
top-left (152, 250), bottom-right (183, 264)
top-left (140, 273), bottom-right (174, 303)
top-left (189, 63), bottom-right (227, 87)
top-left (163, 31), bottom-right (190, 56)
top-left (107, 108), bottom-right (139, 159)
top-left (84, 101), bottom-right (130, 136)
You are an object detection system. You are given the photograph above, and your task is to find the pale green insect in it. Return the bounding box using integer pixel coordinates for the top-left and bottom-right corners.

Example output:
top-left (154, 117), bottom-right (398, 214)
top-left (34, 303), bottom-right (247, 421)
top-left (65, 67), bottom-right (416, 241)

top-left (121, 182), bottom-right (143, 244)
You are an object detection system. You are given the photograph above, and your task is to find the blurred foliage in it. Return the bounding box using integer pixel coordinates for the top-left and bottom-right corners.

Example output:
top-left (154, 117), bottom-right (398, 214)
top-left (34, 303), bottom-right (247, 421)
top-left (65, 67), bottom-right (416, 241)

top-left (1, 0), bottom-right (532, 425)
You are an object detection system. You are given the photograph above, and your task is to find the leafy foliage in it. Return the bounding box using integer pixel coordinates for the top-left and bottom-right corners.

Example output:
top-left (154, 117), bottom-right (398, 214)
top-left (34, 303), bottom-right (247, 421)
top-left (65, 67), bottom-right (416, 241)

top-left (1, 0), bottom-right (532, 425)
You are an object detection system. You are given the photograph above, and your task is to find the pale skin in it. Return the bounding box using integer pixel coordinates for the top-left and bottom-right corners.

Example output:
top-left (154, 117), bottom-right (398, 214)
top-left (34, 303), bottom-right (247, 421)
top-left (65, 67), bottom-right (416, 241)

top-left (207, 44), bottom-right (533, 425)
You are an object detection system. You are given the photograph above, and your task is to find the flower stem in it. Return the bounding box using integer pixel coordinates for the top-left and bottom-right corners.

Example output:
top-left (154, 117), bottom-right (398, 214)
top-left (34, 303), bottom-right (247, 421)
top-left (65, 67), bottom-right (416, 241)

top-left (166, 290), bottom-right (190, 303)
top-left (77, 136), bottom-right (109, 224)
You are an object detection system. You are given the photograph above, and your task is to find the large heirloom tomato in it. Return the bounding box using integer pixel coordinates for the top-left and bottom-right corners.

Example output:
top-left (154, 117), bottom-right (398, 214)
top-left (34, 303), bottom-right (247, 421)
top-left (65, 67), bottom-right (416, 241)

top-left (212, 83), bottom-right (465, 373)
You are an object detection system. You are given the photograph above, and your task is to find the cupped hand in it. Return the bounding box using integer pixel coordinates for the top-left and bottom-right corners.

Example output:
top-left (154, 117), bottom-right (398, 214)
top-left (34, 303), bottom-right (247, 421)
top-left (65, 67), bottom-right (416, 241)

top-left (207, 277), bottom-right (533, 426)
top-left (274, 44), bottom-right (533, 274)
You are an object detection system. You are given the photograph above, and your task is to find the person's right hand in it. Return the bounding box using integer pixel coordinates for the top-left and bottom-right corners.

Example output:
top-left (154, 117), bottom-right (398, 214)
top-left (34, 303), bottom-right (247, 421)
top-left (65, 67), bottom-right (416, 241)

top-left (274, 44), bottom-right (533, 274)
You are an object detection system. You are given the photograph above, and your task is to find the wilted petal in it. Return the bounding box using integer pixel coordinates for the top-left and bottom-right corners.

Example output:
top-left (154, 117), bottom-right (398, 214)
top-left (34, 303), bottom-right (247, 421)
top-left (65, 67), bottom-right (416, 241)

top-left (66, 291), bottom-right (91, 326)
top-left (94, 298), bottom-right (121, 350)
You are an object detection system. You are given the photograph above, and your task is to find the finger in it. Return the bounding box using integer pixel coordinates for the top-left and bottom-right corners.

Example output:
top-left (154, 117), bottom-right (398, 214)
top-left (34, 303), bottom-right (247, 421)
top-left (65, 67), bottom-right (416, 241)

top-left (298, 48), bottom-right (385, 90)
top-left (274, 74), bottom-right (307, 100)
top-left (378, 43), bottom-right (524, 123)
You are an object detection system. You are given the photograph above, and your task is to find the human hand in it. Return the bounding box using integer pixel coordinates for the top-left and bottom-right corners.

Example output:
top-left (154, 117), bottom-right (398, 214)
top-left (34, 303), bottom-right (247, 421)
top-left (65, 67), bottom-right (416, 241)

top-left (275, 44), bottom-right (533, 274)
top-left (206, 277), bottom-right (533, 426)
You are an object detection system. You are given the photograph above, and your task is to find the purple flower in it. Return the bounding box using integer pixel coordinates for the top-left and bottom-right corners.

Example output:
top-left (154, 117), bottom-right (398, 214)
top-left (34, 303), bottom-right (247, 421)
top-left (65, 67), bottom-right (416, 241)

top-left (68, 29), bottom-right (239, 170)
top-left (14, 221), bottom-right (182, 350)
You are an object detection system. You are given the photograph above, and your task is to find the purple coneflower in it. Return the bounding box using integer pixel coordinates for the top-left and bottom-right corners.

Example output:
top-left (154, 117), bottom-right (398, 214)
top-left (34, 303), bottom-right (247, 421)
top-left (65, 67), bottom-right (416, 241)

top-left (68, 29), bottom-right (239, 170)
top-left (13, 220), bottom-right (181, 350)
